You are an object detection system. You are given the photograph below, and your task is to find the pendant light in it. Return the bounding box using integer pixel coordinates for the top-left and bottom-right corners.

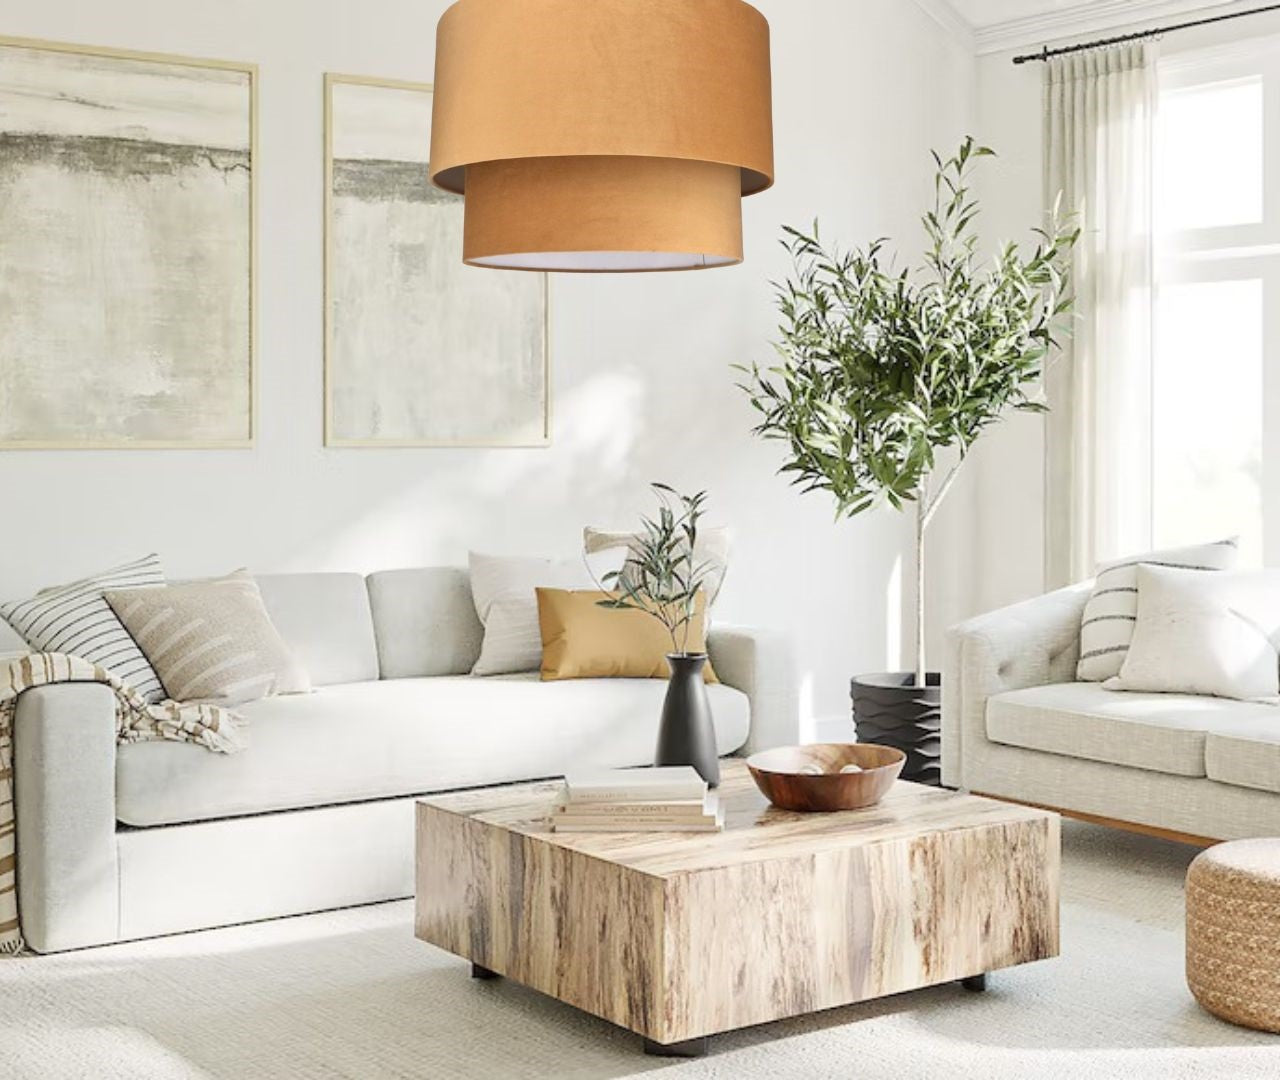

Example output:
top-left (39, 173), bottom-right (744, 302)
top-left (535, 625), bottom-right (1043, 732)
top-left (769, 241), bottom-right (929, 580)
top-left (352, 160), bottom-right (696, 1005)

top-left (429, 0), bottom-right (774, 272)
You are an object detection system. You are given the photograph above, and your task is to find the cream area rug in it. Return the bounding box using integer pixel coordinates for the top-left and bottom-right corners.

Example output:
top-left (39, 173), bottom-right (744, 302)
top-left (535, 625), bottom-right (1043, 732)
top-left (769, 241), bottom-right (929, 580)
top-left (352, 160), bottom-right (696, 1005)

top-left (1, 822), bottom-right (1277, 1080)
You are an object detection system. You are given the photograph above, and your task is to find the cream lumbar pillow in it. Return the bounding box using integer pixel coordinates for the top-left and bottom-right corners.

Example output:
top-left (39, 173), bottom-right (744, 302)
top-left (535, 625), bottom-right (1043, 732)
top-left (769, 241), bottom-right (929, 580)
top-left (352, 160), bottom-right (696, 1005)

top-left (468, 550), bottom-right (625, 676)
top-left (1106, 565), bottom-right (1280, 702)
top-left (1076, 537), bottom-right (1238, 682)
top-left (583, 525), bottom-right (731, 607)
top-left (105, 571), bottom-right (310, 706)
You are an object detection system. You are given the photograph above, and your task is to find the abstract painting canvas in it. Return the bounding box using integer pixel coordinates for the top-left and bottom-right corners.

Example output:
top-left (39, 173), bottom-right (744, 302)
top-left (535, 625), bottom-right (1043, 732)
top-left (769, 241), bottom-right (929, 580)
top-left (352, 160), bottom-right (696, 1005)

top-left (325, 75), bottom-right (548, 447)
top-left (0, 38), bottom-right (255, 448)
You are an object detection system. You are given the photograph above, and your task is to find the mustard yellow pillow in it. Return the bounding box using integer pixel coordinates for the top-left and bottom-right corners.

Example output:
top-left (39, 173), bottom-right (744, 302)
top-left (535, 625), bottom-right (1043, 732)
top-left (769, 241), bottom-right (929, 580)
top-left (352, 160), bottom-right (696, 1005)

top-left (536, 589), bottom-right (717, 682)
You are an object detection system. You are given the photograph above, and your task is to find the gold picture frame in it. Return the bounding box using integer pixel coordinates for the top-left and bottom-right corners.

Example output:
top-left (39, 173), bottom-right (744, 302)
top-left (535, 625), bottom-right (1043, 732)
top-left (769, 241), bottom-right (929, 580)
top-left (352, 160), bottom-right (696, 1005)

top-left (0, 35), bottom-right (257, 450)
top-left (323, 72), bottom-right (551, 448)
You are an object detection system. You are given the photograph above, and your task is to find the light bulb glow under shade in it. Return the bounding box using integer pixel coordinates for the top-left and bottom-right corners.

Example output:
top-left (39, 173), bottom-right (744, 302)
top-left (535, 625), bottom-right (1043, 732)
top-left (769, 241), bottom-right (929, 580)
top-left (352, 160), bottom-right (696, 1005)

top-left (429, 0), bottom-right (774, 272)
top-left (470, 252), bottom-right (739, 272)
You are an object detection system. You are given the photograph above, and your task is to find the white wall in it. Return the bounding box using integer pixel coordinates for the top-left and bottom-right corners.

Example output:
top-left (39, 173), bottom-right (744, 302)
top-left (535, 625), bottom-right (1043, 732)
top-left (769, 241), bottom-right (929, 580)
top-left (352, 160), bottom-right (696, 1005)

top-left (934, 5), bottom-right (1280, 629)
top-left (0, 0), bottom-right (974, 726)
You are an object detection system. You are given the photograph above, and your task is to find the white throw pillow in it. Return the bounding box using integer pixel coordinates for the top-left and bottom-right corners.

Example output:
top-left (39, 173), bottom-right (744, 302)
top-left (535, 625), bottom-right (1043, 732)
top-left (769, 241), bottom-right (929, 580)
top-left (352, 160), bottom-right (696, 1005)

top-left (583, 525), bottom-right (731, 607)
top-left (1105, 565), bottom-right (1280, 701)
top-left (1076, 537), bottom-right (1238, 682)
top-left (468, 550), bottom-right (624, 676)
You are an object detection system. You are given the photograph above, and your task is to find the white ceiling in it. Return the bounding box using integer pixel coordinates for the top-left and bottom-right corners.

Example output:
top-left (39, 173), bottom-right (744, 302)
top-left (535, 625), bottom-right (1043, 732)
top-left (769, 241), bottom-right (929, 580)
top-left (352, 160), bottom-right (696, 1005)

top-left (949, 0), bottom-right (1116, 30)
top-left (928, 0), bottom-right (1242, 53)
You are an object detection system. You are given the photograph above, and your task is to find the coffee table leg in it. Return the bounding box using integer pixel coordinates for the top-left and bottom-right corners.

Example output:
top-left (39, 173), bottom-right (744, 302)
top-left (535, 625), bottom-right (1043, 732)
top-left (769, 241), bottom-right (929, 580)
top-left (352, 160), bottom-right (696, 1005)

top-left (643, 1036), bottom-right (710, 1058)
top-left (961, 973), bottom-right (987, 992)
top-left (470, 962), bottom-right (500, 980)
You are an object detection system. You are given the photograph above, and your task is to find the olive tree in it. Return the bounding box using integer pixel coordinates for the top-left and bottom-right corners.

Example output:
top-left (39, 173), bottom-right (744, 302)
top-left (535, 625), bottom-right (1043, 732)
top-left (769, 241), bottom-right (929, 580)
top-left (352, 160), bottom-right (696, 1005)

top-left (738, 138), bottom-right (1078, 686)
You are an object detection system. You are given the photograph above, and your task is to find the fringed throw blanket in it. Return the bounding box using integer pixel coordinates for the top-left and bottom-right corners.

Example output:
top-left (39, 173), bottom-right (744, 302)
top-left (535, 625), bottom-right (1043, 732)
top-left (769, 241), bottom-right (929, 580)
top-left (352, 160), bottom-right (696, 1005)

top-left (0, 653), bottom-right (245, 954)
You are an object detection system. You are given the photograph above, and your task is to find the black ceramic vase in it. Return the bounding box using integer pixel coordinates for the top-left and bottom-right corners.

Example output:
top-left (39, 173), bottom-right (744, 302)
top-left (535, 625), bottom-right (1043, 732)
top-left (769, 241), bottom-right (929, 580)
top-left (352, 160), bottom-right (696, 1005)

top-left (655, 653), bottom-right (720, 788)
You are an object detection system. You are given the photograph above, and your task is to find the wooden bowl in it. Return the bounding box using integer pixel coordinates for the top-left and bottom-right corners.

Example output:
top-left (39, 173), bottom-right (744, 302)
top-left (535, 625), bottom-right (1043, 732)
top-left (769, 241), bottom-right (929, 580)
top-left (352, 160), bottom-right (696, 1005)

top-left (746, 743), bottom-right (905, 812)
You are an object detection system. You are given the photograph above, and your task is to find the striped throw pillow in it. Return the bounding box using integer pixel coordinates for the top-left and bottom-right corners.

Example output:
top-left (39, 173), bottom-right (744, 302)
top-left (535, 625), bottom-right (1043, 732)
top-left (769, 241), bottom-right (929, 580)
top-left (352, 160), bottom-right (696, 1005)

top-left (0, 554), bottom-right (166, 701)
top-left (1076, 538), bottom-right (1239, 682)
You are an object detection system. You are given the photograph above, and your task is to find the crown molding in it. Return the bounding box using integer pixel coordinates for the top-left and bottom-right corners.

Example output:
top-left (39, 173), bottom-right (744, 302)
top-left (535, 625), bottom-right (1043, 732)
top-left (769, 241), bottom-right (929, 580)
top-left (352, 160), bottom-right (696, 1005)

top-left (973, 0), bottom-right (1240, 56)
top-left (910, 0), bottom-right (977, 52)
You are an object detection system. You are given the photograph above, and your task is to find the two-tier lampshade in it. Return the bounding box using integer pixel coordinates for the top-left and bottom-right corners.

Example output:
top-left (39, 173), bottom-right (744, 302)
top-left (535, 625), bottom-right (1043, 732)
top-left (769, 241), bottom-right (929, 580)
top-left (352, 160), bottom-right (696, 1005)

top-left (429, 0), bottom-right (774, 272)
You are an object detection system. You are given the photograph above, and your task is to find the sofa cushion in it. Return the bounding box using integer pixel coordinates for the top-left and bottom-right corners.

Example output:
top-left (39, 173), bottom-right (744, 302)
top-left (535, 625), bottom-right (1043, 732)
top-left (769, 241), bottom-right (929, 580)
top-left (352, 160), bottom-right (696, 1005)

top-left (115, 675), bottom-right (751, 826)
top-left (255, 574), bottom-right (379, 687)
top-left (366, 568), bottom-right (482, 678)
top-left (1206, 721), bottom-right (1280, 795)
top-left (986, 682), bottom-right (1280, 777)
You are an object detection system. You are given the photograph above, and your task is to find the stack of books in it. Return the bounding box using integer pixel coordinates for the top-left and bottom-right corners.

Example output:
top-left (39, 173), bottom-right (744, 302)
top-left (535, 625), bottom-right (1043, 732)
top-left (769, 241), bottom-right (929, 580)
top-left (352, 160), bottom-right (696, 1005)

top-left (552, 766), bottom-right (724, 833)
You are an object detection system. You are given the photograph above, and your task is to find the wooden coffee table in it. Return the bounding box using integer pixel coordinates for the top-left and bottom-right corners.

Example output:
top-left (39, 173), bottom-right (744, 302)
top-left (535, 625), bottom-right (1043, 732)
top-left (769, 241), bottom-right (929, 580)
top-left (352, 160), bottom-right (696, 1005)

top-left (414, 760), bottom-right (1059, 1056)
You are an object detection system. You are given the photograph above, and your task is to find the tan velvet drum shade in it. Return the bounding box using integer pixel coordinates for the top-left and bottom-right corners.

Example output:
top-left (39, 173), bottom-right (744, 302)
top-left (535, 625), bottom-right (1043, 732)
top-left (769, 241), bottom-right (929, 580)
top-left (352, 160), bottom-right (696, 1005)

top-left (429, 0), bottom-right (774, 272)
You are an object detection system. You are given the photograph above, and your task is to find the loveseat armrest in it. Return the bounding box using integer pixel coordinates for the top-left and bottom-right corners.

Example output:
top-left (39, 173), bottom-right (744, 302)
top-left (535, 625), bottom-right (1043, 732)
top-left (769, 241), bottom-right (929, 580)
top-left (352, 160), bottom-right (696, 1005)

top-left (942, 582), bottom-right (1091, 790)
top-left (13, 683), bottom-right (119, 952)
top-left (708, 626), bottom-right (799, 755)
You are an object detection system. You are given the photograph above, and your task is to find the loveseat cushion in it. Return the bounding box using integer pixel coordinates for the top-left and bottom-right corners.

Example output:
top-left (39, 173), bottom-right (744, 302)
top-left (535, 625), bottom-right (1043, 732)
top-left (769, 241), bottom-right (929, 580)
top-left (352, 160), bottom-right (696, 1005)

top-left (986, 682), bottom-right (1280, 777)
top-left (1206, 722), bottom-right (1280, 795)
top-left (115, 675), bottom-right (750, 827)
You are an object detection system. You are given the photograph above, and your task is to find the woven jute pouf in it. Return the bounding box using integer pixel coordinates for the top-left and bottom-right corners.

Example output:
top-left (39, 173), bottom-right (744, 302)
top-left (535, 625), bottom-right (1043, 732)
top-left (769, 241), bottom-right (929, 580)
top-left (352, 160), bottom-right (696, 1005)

top-left (1186, 838), bottom-right (1280, 1032)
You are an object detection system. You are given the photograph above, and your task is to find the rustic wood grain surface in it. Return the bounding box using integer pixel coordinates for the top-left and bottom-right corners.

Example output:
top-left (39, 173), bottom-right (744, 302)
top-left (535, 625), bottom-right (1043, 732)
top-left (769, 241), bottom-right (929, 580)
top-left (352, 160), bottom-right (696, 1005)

top-left (415, 761), bottom-right (1060, 1044)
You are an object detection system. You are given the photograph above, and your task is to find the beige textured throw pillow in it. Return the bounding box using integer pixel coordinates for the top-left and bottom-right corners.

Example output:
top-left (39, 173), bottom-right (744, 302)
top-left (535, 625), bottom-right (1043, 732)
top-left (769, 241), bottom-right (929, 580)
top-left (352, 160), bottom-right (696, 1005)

top-left (105, 572), bottom-right (310, 705)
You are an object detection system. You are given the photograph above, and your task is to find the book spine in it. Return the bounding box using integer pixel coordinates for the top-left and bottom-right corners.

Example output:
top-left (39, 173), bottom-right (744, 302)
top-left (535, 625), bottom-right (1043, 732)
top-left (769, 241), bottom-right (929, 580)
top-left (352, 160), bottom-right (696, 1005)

top-left (552, 821), bottom-right (722, 833)
top-left (555, 802), bottom-right (707, 817)
top-left (566, 786), bottom-right (705, 804)
top-left (555, 815), bottom-right (717, 828)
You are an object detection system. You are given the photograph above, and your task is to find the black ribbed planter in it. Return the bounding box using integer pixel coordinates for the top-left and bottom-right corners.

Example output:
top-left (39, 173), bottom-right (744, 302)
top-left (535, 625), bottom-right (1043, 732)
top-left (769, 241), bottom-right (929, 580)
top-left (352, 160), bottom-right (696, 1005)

top-left (850, 672), bottom-right (941, 786)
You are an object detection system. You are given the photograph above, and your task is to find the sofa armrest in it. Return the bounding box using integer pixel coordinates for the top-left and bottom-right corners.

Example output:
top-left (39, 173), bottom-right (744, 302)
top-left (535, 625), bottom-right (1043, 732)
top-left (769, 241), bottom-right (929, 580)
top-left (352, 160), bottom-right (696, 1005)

top-left (708, 626), bottom-right (799, 755)
top-left (13, 683), bottom-right (119, 952)
top-left (942, 583), bottom-right (1091, 790)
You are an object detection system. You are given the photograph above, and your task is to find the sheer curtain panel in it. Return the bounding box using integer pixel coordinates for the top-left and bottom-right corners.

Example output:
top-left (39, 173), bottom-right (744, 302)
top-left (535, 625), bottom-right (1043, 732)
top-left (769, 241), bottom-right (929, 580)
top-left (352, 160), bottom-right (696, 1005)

top-left (1043, 43), bottom-right (1159, 586)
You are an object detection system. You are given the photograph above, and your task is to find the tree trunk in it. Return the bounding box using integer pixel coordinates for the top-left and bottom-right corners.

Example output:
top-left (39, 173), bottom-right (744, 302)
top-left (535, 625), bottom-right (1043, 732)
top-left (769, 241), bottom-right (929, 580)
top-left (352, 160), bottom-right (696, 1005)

top-left (915, 497), bottom-right (926, 688)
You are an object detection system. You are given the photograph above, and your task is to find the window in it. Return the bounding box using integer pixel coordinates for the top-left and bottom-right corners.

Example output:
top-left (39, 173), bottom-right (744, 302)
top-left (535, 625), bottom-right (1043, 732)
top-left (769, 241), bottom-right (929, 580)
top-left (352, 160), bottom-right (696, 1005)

top-left (1153, 44), bottom-right (1279, 566)
top-left (1157, 77), bottom-right (1263, 231)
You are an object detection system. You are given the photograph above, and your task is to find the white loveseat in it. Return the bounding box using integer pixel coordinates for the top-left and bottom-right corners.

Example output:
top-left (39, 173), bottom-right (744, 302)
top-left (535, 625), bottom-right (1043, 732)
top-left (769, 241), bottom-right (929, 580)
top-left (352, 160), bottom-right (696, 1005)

top-left (10, 568), bottom-right (797, 953)
top-left (943, 582), bottom-right (1280, 842)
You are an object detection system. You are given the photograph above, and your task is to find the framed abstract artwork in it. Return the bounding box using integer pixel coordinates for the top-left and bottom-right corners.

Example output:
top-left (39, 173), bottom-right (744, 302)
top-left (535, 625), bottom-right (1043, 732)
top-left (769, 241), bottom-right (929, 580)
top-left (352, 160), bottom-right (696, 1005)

top-left (0, 36), bottom-right (256, 448)
top-left (324, 74), bottom-right (550, 447)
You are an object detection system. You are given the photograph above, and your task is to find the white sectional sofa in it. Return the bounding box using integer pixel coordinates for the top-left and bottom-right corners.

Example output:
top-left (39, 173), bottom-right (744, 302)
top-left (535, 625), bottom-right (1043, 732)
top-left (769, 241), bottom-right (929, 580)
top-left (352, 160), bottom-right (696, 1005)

top-left (10, 568), bottom-right (798, 953)
top-left (944, 583), bottom-right (1280, 842)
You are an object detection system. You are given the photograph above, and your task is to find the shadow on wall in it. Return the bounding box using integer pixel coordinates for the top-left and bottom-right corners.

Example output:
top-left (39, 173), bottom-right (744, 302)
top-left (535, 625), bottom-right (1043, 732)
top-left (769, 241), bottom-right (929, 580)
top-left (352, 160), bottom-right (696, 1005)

top-left (295, 369), bottom-right (649, 571)
top-left (276, 357), bottom-right (908, 723)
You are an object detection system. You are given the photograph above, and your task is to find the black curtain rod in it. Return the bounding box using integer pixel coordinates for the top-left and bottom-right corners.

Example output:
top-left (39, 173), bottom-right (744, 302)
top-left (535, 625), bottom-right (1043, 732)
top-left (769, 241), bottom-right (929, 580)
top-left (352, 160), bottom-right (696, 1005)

top-left (1012, 2), bottom-right (1280, 64)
